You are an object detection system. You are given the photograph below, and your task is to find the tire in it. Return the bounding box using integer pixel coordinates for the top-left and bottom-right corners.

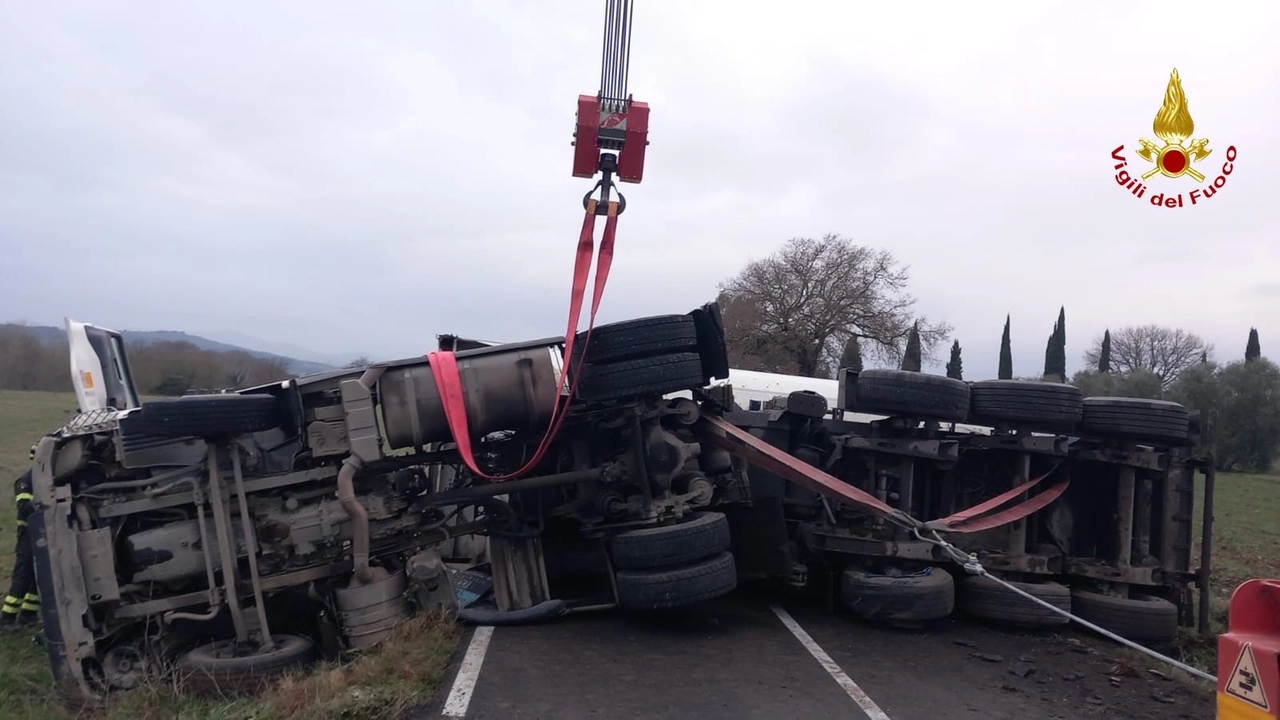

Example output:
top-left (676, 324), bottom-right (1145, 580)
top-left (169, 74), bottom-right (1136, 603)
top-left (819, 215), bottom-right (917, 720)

top-left (1079, 397), bottom-right (1190, 444)
top-left (969, 380), bottom-right (1083, 427)
top-left (689, 302), bottom-right (730, 383)
top-left (849, 370), bottom-right (970, 422)
top-left (614, 551), bottom-right (738, 610)
top-left (1070, 590), bottom-right (1179, 643)
top-left (576, 353), bottom-right (706, 402)
top-left (130, 394), bottom-right (281, 438)
top-left (608, 512), bottom-right (732, 570)
top-left (176, 633), bottom-right (316, 695)
top-left (959, 575), bottom-right (1071, 627)
top-left (577, 315), bottom-right (699, 364)
top-left (840, 566), bottom-right (955, 623)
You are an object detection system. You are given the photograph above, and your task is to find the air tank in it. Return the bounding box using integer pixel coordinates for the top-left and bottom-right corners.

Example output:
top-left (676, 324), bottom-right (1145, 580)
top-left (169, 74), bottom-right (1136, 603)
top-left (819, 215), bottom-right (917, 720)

top-left (377, 339), bottom-right (563, 450)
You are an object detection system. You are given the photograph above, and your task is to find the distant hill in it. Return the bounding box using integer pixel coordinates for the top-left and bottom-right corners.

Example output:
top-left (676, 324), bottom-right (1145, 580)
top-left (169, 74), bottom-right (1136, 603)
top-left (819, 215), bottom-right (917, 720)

top-left (10, 325), bottom-right (337, 377)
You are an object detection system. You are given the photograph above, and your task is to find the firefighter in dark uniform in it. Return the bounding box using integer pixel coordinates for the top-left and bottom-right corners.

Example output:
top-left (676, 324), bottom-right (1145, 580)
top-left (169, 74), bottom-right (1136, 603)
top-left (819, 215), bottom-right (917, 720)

top-left (1, 458), bottom-right (39, 629)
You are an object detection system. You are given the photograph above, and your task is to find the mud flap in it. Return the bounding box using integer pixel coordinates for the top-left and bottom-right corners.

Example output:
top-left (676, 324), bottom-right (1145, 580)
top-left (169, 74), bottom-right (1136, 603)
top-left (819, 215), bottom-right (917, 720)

top-left (722, 499), bottom-right (794, 583)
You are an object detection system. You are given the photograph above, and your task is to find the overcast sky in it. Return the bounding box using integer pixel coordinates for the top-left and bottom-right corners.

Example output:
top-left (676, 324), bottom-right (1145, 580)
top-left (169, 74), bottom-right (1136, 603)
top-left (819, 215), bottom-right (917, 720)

top-left (2, 1), bottom-right (1277, 378)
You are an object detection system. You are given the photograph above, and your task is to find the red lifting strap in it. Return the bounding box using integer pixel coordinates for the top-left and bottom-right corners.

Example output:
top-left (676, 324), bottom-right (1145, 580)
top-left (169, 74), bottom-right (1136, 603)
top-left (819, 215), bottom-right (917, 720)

top-left (694, 414), bottom-right (1070, 534)
top-left (695, 414), bottom-right (903, 519)
top-left (925, 472), bottom-right (1071, 534)
top-left (426, 200), bottom-right (619, 482)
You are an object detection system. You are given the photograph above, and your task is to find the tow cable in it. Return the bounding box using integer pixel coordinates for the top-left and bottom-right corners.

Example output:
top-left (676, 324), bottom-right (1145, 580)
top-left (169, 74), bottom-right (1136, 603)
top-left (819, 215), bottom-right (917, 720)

top-left (694, 413), bottom-right (1218, 685)
top-left (920, 530), bottom-right (1218, 684)
top-left (427, 0), bottom-right (648, 482)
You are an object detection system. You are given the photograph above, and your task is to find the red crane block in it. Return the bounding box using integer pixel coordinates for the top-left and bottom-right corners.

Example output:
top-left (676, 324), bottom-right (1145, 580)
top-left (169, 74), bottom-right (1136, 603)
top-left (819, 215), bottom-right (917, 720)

top-left (572, 94), bottom-right (650, 184)
top-left (1218, 579), bottom-right (1280, 718)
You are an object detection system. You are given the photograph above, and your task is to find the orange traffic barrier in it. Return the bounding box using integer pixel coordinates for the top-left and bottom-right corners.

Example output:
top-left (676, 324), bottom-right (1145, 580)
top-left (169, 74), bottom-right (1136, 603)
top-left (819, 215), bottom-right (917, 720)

top-left (1218, 579), bottom-right (1280, 718)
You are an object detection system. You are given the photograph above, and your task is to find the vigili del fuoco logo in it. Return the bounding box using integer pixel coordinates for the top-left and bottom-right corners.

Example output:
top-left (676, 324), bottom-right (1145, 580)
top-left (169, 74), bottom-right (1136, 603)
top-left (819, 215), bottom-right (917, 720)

top-left (1111, 68), bottom-right (1237, 208)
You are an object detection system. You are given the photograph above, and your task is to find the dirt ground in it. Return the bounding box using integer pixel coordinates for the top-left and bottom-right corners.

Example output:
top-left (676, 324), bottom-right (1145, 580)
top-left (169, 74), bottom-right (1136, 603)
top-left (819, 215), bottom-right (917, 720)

top-left (417, 590), bottom-right (1215, 720)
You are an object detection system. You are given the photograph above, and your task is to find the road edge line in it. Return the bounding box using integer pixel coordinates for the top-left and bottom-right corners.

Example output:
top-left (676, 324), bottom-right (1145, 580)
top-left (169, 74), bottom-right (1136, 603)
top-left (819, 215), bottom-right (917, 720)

top-left (770, 604), bottom-right (891, 720)
top-left (442, 625), bottom-right (495, 717)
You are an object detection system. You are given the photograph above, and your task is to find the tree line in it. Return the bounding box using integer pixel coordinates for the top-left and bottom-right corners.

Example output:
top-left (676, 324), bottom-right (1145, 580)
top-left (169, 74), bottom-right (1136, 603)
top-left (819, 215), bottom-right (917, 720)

top-left (0, 323), bottom-right (290, 397)
top-left (718, 234), bottom-right (1280, 472)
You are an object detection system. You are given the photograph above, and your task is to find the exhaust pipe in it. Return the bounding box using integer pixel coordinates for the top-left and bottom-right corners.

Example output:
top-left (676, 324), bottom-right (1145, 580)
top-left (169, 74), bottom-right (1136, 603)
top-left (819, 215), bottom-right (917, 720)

top-left (338, 456), bottom-right (373, 585)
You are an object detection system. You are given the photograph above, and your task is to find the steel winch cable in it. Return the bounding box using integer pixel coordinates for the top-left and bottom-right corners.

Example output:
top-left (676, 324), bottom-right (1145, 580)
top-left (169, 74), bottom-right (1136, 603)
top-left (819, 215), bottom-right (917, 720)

top-left (598, 0), bottom-right (635, 101)
top-left (914, 528), bottom-right (1219, 685)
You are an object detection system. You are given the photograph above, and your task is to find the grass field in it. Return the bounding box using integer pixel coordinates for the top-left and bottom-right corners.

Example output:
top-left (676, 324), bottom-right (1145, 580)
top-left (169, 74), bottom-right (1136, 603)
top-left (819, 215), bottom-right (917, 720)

top-left (0, 390), bottom-right (460, 720)
top-left (1174, 468), bottom-right (1280, 671)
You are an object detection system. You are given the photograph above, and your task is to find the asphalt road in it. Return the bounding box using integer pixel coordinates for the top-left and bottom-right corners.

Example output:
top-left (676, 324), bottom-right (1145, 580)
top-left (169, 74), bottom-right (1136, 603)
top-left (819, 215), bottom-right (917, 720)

top-left (412, 590), bottom-right (1216, 720)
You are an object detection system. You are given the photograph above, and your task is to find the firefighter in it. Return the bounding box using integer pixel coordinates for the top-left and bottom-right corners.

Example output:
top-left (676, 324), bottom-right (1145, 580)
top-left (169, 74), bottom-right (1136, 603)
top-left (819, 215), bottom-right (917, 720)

top-left (1, 455), bottom-right (39, 629)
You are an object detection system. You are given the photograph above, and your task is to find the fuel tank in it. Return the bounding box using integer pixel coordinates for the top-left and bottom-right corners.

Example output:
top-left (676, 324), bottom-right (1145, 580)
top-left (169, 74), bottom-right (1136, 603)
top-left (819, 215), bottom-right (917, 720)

top-left (377, 337), bottom-right (563, 450)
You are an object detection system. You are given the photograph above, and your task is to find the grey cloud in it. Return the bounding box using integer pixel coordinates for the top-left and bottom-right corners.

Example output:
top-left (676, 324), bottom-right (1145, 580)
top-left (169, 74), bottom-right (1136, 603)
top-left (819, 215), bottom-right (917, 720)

top-left (1, 1), bottom-right (1277, 381)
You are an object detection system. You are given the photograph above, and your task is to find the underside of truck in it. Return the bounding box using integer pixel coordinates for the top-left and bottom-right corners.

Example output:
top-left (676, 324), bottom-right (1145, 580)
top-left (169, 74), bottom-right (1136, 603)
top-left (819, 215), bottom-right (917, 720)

top-left (715, 368), bottom-right (1213, 643)
top-left (31, 304), bottom-right (743, 697)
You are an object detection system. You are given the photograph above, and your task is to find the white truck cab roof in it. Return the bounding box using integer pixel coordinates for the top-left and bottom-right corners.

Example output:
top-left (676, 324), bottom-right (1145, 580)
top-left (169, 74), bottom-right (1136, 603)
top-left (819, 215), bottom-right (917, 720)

top-left (66, 318), bottom-right (140, 414)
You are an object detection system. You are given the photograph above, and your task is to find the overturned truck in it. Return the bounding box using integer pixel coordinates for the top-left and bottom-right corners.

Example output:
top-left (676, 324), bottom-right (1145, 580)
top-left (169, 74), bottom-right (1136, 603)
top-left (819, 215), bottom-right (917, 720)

top-left (31, 307), bottom-right (742, 696)
top-left (28, 312), bottom-right (1216, 699)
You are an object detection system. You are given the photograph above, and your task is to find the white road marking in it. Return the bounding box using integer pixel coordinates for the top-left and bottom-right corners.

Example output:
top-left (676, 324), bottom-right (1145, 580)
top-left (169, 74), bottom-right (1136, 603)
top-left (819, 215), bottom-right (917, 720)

top-left (771, 605), bottom-right (892, 720)
top-left (442, 625), bottom-right (494, 717)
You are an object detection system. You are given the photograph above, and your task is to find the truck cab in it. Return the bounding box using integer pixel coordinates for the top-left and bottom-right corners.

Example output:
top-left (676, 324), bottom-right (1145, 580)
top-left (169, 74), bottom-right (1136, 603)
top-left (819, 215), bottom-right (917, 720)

top-left (65, 318), bottom-right (140, 414)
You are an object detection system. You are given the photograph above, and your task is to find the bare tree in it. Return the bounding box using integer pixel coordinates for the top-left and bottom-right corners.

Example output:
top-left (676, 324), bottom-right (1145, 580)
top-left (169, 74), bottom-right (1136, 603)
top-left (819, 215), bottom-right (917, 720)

top-left (1082, 324), bottom-right (1211, 389)
top-left (718, 234), bottom-right (950, 377)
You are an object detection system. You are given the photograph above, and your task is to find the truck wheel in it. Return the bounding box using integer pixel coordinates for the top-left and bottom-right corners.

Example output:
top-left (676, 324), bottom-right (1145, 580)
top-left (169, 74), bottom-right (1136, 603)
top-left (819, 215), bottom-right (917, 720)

top-left (689, 302), bottom-right (730, 383)
top-left (608, 512), bottom-right (732, 570)
top-left (577, 314), bottom-right (700, 364)
top-left (576, 353), bottom-right (706, 402)
top-left (128, 394), bottom-right (281, 438)
top-left (840, 566), bottom-right (955, 624)
top-left (614, 551), bottom-right (738, 610)
top-left (850, 370), bottom-right (970, 422)
top-left (1079, 397), bottom-right (1190, 444)
top-left (176, 633), bottom-right (316, 695)
top-left (959, 575), bottom-right (1071, 627)
top-left (1070, 589), bottom-right (1179, 643)
top-left (968, 380), bottom-right (1083, 427)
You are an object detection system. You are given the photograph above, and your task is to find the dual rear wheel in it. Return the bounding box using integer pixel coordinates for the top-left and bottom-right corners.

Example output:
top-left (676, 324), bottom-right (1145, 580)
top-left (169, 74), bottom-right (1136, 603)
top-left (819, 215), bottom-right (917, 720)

top-left (607, 511), bottom-right (738, 611)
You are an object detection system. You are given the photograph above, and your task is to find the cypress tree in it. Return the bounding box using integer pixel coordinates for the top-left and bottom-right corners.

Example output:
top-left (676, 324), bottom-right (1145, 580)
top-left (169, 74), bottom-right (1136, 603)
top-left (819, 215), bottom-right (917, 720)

top-left (1246, 327), bottom-right (1261, 362)
top-left (1044, 333), bottom-right (1054, 378)
top-left (946, 340), bottom-right (963, 380)
top-left (1099, 329), bottom-right (1112, 373)
top-left (1044, 308), bottom-right (1066, 381)
top-left (998, 315), bottom-right (1013, 380)
top-left (1053, 306), bottom-right (1066, 379)
top-left (839, 335), bottom-right (864, 373)
top-left (901, 322), bottom-right (922, 372)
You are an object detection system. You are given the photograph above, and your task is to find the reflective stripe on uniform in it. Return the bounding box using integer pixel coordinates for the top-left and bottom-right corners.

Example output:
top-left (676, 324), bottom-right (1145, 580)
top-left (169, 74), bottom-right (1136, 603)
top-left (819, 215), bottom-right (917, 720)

top-left (24, 593), bottom-right (38, 602)
top-left (14, 493), bottom-right (33, 504)
top-left (0, 596), bottom-right (18, 615)
top-left (20, 602), bottom-right (38, 612)
top-left (2, 595), bottom-right (19, 607)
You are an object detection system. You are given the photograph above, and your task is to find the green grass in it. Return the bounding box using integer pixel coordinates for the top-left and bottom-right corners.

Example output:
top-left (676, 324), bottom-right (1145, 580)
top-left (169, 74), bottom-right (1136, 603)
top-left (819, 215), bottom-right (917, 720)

top-left (0, 391), bottom-right (82, 720)
top-left (1173, 469), bottom-right (1280, 673)
top-left (0, 390), bottom-right (460, 720)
